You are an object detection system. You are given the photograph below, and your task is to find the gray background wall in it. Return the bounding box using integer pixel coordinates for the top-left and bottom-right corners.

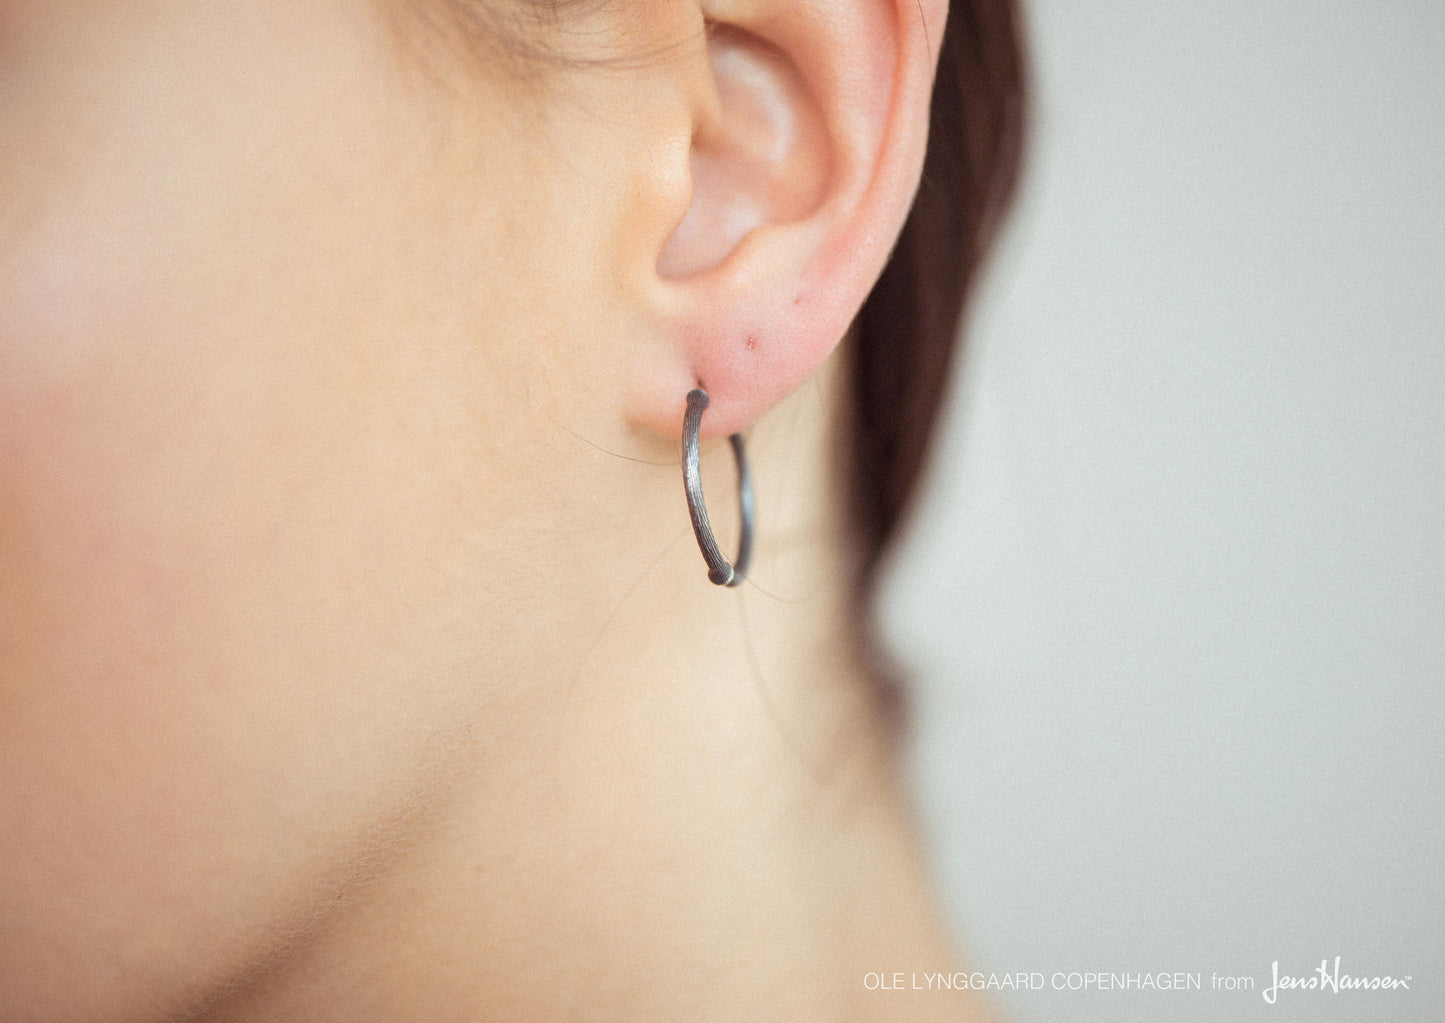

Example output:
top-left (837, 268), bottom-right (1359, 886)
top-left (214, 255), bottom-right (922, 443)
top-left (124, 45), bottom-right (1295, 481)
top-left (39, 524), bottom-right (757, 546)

top-left (885, 2), bottom-right (1444, 1020)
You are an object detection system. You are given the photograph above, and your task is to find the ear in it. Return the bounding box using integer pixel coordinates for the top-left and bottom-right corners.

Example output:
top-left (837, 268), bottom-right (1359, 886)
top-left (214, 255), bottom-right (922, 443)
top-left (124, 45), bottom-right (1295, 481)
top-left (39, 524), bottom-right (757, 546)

top-left (624, 0), bottom-right (948, 439)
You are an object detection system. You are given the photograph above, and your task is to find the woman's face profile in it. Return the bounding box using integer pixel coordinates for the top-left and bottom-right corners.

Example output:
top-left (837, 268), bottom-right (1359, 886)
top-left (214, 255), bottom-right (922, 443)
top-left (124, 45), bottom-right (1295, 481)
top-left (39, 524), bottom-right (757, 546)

top-left (0, 0), bottom-right (985, 1017)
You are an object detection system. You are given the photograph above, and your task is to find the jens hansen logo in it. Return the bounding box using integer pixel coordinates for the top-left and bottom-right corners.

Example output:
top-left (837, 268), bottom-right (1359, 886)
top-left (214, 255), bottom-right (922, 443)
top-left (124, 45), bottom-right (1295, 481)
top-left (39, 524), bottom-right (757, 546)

top-left (1262, 956), bottom-right (1410, 1005)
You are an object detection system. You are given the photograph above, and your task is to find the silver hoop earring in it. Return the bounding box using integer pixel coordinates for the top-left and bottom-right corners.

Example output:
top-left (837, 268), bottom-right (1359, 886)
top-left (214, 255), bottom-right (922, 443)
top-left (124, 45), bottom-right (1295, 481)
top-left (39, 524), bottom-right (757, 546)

top-left (682, 388), bottom-right (753, 587)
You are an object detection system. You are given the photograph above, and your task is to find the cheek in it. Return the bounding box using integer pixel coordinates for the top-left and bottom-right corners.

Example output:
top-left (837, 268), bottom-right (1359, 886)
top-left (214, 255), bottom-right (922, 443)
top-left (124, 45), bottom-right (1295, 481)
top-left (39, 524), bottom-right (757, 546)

top-left (1, 258), bottom-right (278, 706)
top-left (0, 11), bottom-right (487, 1013)
top-left (0, 208), bottom-right (379, 1012)
top-left (0, 203), bottom-right (484, 1018)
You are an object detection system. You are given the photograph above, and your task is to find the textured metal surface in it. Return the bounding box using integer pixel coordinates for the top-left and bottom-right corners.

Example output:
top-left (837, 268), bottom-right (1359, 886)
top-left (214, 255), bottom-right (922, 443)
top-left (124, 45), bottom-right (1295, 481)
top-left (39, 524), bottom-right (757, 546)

top-left (682, 388), bottom-right (753, 587)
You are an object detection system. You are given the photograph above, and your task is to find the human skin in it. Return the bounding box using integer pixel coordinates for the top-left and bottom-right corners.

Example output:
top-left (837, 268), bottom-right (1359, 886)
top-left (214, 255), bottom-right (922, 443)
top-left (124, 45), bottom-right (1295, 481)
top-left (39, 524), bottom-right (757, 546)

top-left (0, 1), bottom-right (986, 1019)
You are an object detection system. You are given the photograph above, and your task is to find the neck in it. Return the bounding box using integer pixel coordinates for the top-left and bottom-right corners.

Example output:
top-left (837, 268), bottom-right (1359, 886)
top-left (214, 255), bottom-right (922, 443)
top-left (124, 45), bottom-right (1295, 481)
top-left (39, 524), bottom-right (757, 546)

top-left (199, 359), bottom-right (984, 1022)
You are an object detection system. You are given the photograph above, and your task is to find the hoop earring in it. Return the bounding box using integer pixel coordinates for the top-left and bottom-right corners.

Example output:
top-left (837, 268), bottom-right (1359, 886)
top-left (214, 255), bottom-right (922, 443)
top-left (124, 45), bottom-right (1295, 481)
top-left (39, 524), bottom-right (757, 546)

top-left (682, 388), bottom-right (753, 587)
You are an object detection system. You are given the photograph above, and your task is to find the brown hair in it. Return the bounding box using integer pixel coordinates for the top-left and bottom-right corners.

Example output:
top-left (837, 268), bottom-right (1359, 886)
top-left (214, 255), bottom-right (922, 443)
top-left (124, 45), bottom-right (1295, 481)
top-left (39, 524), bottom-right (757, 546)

top-left (848, 0), bottom-right (1028, 691)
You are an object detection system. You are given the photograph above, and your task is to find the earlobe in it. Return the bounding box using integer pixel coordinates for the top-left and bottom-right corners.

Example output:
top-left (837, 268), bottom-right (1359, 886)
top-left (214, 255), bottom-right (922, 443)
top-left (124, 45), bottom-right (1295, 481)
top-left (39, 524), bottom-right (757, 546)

top-left (625, 0), bottom-right (946, 440)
